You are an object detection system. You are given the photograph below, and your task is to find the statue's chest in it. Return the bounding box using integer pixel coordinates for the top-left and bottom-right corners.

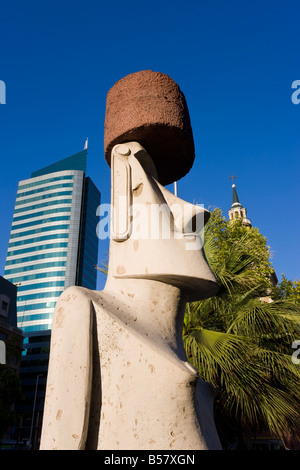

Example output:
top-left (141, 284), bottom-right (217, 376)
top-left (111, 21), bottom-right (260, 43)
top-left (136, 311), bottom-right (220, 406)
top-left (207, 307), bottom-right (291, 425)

top-left (86, 303), bottom-right (204, 450)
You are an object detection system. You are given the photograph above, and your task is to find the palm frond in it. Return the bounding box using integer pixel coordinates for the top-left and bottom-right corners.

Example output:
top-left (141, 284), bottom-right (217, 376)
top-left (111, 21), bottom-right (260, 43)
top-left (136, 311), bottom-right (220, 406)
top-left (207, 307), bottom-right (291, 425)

top-left (227, 299), bottom-right (300, 341)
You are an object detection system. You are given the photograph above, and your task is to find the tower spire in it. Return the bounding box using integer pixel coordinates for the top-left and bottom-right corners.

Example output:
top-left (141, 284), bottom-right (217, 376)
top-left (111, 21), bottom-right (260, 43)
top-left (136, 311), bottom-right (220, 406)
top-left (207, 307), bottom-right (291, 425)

top-left (228, 175), bottom-right (251, 227)
top-left (232, 183), bottom-right (240, 204)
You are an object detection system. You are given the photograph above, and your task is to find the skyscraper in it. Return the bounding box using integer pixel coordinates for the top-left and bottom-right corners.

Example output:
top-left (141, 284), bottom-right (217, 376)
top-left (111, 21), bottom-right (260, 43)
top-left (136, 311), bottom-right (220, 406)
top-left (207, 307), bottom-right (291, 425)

top-left (4, 146), bottom-right (100, 333)
top-left (3, 145), bottom-right (100, 447)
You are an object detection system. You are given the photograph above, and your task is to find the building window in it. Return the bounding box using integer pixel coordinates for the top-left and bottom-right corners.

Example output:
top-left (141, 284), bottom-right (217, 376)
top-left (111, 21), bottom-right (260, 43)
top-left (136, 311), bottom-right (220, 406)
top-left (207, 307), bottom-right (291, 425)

top-left (0, 295), bottom-right (10, 318)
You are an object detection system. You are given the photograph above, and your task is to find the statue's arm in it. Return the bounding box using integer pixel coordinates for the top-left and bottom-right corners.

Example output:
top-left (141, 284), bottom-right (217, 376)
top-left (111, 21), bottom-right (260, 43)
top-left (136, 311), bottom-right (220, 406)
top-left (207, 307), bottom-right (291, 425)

top-left (40, 286), bottom-right (93, 450)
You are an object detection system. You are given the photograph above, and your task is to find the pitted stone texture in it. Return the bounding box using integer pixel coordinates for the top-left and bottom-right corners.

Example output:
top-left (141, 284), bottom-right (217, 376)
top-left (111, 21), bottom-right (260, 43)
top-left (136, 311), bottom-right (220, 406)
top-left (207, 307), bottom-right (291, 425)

top-left (104, 70), bottom-right (195, 186)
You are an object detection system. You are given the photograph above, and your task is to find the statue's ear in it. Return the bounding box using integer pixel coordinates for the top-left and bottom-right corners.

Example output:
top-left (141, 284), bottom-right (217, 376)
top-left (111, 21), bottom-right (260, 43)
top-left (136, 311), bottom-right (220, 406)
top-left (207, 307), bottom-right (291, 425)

top-left (111, 146), bottom-right (132, 241)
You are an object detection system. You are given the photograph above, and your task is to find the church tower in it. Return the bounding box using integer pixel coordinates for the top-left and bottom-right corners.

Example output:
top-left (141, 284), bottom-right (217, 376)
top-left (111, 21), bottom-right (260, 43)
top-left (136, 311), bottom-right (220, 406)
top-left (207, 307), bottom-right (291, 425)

top-left (227, 175), bottom-right (278, 290)
top-left (228, 175), bottom-right (252, 227)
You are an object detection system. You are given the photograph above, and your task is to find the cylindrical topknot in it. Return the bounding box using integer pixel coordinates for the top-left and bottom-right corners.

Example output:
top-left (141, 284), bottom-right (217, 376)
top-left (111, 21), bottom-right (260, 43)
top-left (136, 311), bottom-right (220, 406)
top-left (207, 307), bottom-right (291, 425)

top-left (104, 70), bottom-right (195, 185)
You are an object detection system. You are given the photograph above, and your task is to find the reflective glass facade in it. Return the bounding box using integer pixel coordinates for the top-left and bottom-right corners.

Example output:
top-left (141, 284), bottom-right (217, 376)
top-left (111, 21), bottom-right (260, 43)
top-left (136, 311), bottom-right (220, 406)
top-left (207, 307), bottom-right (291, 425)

top-left (4, 150), bottom-right (100, 333)
top-left (77, 177), bottom-right (100, 289)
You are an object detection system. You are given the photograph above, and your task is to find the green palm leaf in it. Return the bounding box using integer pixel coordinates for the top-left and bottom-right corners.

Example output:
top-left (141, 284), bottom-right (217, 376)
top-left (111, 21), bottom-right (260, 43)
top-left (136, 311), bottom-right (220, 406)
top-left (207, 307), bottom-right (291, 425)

top-left (184, 208), bottom-right (300, 446)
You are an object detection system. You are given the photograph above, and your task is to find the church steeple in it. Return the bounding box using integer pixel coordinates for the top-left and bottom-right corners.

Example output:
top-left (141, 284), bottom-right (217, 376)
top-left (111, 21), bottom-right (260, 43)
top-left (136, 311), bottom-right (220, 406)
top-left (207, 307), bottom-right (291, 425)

top-left (228, 175), bottom-right (252, 227)
top-left (232, 184), bottom-right (240, 204)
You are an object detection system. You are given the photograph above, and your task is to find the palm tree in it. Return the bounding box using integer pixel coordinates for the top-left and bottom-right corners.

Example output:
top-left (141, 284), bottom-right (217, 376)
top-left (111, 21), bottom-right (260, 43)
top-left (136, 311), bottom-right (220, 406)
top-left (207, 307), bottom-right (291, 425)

top-left (183, 209), bottom-right (300, 448)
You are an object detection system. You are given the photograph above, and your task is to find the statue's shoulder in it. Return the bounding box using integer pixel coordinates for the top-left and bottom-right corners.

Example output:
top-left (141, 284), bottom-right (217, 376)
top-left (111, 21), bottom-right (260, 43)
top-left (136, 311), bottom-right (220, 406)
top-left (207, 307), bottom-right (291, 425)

top-left (54, 286), bottom-right (108, 312)
top-left (54, 286), bottom-right (115, 325)
top-left (56, 285), bottom-right (95, 304)
top-left (52, 286), bottom-right (106, 332)
top-left (54, 286), bottom-right (134, 334)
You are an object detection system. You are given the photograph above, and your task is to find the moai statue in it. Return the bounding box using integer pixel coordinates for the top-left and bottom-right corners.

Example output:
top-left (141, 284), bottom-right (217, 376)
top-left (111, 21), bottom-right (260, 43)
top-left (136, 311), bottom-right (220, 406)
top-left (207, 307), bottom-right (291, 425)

top-left (40, 71), bottom-right (222, 450)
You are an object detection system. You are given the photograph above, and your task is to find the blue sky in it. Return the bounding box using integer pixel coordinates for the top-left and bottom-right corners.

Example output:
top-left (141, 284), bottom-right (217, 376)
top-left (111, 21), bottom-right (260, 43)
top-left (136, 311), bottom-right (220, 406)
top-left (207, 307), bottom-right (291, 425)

top-left (1, 0), bottom-right (299, 290)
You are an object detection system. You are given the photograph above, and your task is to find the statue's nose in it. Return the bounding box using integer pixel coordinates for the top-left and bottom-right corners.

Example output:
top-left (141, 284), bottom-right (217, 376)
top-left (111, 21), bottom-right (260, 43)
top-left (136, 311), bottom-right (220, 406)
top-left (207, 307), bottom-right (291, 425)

top-left (170, 201), bottom-right (209, 235)
top-left (157, 182), bottom-right (210, 235)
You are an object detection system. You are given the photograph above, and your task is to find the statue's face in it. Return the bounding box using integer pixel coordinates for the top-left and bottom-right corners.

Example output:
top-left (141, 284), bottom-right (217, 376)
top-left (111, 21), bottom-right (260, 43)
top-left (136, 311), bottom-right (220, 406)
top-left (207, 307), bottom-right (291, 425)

top-left (107, 142), bottom-right (218, 300)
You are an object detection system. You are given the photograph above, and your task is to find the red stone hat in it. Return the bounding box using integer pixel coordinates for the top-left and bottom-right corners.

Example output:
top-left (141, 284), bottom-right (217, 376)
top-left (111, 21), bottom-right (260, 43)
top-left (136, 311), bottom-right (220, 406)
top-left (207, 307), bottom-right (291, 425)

top-left (104, 70), bottom-right (195, 186)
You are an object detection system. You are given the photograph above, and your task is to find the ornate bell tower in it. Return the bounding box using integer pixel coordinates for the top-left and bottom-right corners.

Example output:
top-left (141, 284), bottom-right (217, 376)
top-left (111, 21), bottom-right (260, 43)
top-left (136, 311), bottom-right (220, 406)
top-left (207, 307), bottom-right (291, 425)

top-left (228, 174), bottom-right (252, 227)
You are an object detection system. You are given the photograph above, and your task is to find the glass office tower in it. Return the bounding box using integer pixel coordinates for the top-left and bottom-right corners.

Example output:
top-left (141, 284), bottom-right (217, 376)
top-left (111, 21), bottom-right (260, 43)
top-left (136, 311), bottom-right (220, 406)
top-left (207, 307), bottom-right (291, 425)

top-left (4, 148), bottom-right (100, 333)
top-left (3, 146), bottom-right (100, 447)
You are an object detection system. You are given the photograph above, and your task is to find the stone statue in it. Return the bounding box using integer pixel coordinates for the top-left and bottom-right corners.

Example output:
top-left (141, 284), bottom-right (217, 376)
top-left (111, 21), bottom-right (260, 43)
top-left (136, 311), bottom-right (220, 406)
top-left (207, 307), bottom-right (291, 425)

top-left (40, 71), bottom-right (222, 450)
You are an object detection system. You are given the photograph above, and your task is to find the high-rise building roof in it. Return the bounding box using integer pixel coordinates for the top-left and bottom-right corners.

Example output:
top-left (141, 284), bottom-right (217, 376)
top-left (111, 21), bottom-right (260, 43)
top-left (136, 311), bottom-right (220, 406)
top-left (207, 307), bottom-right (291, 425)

top-left (31, 150), bottom-right (87, 178)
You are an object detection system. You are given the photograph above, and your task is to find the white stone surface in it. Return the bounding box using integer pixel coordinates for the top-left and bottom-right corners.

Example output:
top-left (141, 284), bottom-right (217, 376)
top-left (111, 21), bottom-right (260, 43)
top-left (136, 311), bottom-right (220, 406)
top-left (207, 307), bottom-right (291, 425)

top-left (40, 142), bottom-right (221, 450)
